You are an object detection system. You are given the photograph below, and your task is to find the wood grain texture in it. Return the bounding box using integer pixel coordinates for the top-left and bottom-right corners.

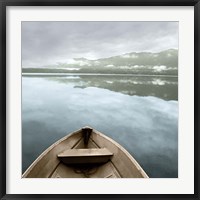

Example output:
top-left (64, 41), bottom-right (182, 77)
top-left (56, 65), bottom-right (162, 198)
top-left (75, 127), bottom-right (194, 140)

top-left (58, 148), bottom-right (113, 164)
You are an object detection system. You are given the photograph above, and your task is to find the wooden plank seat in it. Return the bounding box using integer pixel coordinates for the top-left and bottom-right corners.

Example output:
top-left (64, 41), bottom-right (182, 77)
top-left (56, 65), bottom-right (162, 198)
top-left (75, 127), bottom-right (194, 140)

top-left (57, 148), bottom-right (113, 164)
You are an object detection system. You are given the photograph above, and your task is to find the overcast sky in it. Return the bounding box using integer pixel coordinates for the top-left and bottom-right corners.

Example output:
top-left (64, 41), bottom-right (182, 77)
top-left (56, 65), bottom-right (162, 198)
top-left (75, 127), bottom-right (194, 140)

top-left (22, 21), bottom-right (178, 67)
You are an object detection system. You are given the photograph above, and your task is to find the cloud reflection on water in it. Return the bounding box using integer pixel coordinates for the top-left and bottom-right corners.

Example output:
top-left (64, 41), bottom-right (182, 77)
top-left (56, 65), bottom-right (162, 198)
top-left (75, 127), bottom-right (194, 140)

top-left (22, 76), bottom-right (178, 177)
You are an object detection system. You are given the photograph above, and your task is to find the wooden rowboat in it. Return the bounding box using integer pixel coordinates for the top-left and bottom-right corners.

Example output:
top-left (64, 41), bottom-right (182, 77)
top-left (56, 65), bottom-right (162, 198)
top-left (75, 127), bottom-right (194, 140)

top-left (22, 127), bottom-right (148, 178)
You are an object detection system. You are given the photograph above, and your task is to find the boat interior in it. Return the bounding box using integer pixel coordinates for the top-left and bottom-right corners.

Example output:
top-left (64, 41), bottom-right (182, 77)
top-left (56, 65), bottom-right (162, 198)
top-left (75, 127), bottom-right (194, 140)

top-left (22, 127), bottom-right (148, 178)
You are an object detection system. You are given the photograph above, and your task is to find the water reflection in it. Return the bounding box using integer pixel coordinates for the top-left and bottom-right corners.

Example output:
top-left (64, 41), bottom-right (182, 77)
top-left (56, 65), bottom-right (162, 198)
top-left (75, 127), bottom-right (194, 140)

top-left (44, 75), bottom-right (178, 100)
top-left (22, 76), bottom-right (178, 178)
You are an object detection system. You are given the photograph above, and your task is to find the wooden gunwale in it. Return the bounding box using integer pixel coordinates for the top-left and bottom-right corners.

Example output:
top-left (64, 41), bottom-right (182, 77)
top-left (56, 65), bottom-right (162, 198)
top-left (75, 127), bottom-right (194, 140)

top-left (91, 129), bottom-right (148, 178)
top-left (22, 129), bottom-right (82, 178)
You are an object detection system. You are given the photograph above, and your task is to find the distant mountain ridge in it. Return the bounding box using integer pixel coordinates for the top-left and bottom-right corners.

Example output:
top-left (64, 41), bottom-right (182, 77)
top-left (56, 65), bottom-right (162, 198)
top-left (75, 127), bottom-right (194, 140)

top-left (22, 49), bottom-right (178, 75)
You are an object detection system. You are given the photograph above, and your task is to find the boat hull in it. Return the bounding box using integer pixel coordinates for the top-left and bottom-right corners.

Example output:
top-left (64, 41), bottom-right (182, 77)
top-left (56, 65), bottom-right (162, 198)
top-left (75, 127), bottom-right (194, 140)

top-left (22, 127), bottom-right (148, 178)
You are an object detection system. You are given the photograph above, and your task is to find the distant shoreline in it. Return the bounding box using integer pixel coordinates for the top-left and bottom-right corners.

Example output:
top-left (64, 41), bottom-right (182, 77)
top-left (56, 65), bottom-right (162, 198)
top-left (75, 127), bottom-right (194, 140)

top-left (22, 73), bottom-right (178, 78)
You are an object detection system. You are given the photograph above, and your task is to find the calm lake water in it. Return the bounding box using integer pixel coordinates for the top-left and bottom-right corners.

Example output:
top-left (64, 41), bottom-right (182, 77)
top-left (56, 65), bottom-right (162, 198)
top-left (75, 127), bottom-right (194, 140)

top-left (22, 74), bottom-right (178, 178)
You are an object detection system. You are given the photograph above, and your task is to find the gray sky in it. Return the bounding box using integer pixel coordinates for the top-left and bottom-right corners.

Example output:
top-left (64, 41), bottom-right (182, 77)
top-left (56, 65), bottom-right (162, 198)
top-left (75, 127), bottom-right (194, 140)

top-left (22, 21), bottom-right (178, 67)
